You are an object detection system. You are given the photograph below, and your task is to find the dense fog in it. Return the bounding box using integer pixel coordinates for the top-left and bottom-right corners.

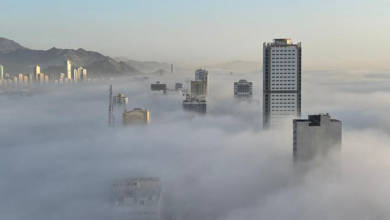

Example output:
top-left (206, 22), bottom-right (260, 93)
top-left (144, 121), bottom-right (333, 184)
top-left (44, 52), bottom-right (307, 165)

top-left (1, 69), bottom-right (390, 220)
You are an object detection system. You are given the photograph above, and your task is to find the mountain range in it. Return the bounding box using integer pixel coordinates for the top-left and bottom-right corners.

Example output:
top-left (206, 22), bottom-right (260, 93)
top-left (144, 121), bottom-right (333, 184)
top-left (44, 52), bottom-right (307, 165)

top-left (0, 37), bottom-right (170, 76)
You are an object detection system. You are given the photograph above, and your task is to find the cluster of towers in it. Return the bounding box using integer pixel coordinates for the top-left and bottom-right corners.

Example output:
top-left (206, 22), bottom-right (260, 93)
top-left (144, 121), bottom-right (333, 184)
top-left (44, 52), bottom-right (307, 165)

top-left (262, 38), bottom-right (342, 162)
top-left (108, 85), bottom-right (150, 126)
top-left (64, 60), bottom-right (87, 82)
top-left (0, 60), bottom-right (87, 88)
top-left (182, 69), bottom-right (208, 113)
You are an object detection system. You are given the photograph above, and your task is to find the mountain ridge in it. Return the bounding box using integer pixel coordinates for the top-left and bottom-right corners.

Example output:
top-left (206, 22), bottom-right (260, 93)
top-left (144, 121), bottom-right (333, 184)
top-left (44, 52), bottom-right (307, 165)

top-left (0, 37), bottom-right (139, 76)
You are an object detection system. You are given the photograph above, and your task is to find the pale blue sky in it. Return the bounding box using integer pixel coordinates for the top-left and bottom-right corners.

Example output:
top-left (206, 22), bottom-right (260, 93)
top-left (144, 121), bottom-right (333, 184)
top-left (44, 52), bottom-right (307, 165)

top-left (1, 0), bottom-right (390, 68)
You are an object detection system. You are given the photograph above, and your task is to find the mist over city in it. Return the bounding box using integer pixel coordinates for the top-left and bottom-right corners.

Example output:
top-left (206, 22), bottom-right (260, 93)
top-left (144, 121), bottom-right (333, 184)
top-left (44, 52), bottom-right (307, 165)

top-left (2, 1), bottom-right (390, 220)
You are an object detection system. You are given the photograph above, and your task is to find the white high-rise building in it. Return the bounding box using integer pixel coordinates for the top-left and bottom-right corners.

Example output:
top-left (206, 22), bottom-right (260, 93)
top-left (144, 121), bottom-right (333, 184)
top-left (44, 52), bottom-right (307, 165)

top-left (66, 60), bottom-right (72, 80)
top-left (33, 65), bottom-right (41, 81)
top-left (263, 38), bottom-right (302, 128)
top-left (293, 114), bottom-right (342, 161)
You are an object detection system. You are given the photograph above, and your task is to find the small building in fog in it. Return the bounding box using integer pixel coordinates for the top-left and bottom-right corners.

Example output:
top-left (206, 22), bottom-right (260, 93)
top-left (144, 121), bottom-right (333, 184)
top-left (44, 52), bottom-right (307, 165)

top-left (112, 177), bottom-right (161, 217)
top-left (190, 80), bottom-right (207, 97)
top-left (123, 108), bottom-right (150, 125)
top-left (234, 79), bottom-right (253, 97)
top-left (175, 82), bottom-right (183, 91)
top-left (150, 81), bottom-right (167, 93)
top-left (293, 114), bottom-right (342, 161)
top-left (183, 94), bottom-right (206, 114)
top-left (113, 93), bottom-right (128, 105)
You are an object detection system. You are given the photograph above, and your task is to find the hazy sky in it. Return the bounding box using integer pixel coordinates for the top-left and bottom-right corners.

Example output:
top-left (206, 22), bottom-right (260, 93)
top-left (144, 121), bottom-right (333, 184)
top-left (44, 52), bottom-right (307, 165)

top-left (2, 0), bottom-right (390, 68)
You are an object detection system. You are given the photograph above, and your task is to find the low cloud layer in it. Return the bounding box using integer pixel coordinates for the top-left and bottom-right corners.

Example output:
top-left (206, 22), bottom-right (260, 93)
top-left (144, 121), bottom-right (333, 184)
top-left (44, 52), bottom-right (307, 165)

top-left (1, 70), bottom-right (390, 220)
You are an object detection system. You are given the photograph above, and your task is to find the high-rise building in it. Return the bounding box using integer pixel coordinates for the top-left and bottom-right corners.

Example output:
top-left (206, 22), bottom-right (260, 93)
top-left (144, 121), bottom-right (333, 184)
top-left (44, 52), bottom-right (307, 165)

top-left (28, 73), bottom-right (34, 82)
top-left (23, 75), bottom-right (28, 84)
top-left (183, 94), bottom-right (207, 114)
top-left (81, 68), bottom-right (87, 80)
top-left (123, 108), bottom-right (150, 125)
top-left (66, 60), bottom-right (72, 80)
top-left (263, 38), bottom-right (302, 128)
top-left (190, 80), bottom-right (207, 97)
top-left (18, 73), bottom-right (24, 84)
top-left (0, 65), bottom-right (4, 81)
top-left (195, 68), bottom-right (208, 95)
top-left (293, 114), bottom-right (342, 162)
top-left (195, 69), bottom-right (208, 81)
top-left (234, 79), bottom-right (253, 97)
top-left (33, 65), bottom-right (41, 81)
top-left (112, 177), bottom-right (161, 217)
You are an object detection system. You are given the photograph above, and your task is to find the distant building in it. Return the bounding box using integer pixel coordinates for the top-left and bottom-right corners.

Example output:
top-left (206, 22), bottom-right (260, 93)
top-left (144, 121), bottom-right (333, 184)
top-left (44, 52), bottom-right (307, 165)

top-left (263, 38), bottom-right (302, 128)
top-left (194, 69), bottom-right (208, 95)
top-left (33, 65), bottom-right (41, 81)
top-left (183, 94), bottom-right (206, 114)
top-left (150, 81), bottom-right (167, 93)
top-left (81, 68), bottom-right (87, 80)
top-left (72, 66), bottom-right (87, 81)
top-left (195, 68), bottom-right (208, 81)
top-left (190, 80), bottom-right (207, 97)
top-left (123, 108), bottom-right (150, 125)
top-left (113, 93), bottom-right (129, 105)
top-left (234, 79), bottom-right (253, 97)
top-left (0, 65), bottom-right (3, 81)
top-left (66, 60), bottom-right (72, 80)
top-left (175, 83), bottom-right (183, 91)
top-left (28, 73), bottom-right (34, 82)
top-left (112, 177), bottom-right (161, 217)
top-left (18, 73), bottom-right (23, 83)
top-left (293, 114), bottom-right (342, 161)
top-left (23, 75), bottom-right (28, 84)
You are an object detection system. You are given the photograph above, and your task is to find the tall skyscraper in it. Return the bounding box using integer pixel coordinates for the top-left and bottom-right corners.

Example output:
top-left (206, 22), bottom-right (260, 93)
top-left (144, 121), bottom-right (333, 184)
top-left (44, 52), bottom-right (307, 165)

top-left (194, 69), bottom-right (208, 96)
top-left (293, 114), bottom-right (342, 162)
top-left (190, 80), bottom-right (207, 97)
top-left (33, 65), bottom-right (41, 80)
top-left (0, 65), bottom-right (4, 80)
top-left (183, 94), bottom-right (207, 114)
top-left (66, 60), bottom-right (72, 80)
top-left (263, 38), bottom-right (302, 128)
top-left (195, 69), bottom-right (208, 81)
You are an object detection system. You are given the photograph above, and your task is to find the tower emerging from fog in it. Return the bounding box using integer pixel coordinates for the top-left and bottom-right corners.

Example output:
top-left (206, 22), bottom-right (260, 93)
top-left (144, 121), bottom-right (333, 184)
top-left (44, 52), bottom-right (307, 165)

top-left (263, 38), bottom-right (302, 128)
top-left (293, 114), bottom-right (342, 161)
top-left (66, 60), bottom-right (72, 80)
top-left (33, 65), bottom-right (41, 80)
top-left (0, 65), bottom-right (3, 80)
top-left (234, 79), bottom-right (253, 97)
top-left (192, 69), bottom-right (208, 96)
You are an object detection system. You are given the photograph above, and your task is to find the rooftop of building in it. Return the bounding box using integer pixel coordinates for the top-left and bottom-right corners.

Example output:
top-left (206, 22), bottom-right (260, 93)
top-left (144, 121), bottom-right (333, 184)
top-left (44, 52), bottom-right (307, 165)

top-left (124, 108), bottom-right (149, 113)
top-left (294, 113), bottom-right (341, 126)
top-left (235, 79), bottom-right (252, 84)
top-left (183, 94), bottom-right (206, 103)
top-left (264, 38), bottom-right (301, 47)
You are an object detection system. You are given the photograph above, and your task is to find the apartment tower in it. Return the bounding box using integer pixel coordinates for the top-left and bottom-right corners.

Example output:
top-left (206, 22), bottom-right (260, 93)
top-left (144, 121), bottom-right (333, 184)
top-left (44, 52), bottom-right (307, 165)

top-left (263, 38), bottom-right (302, 128)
